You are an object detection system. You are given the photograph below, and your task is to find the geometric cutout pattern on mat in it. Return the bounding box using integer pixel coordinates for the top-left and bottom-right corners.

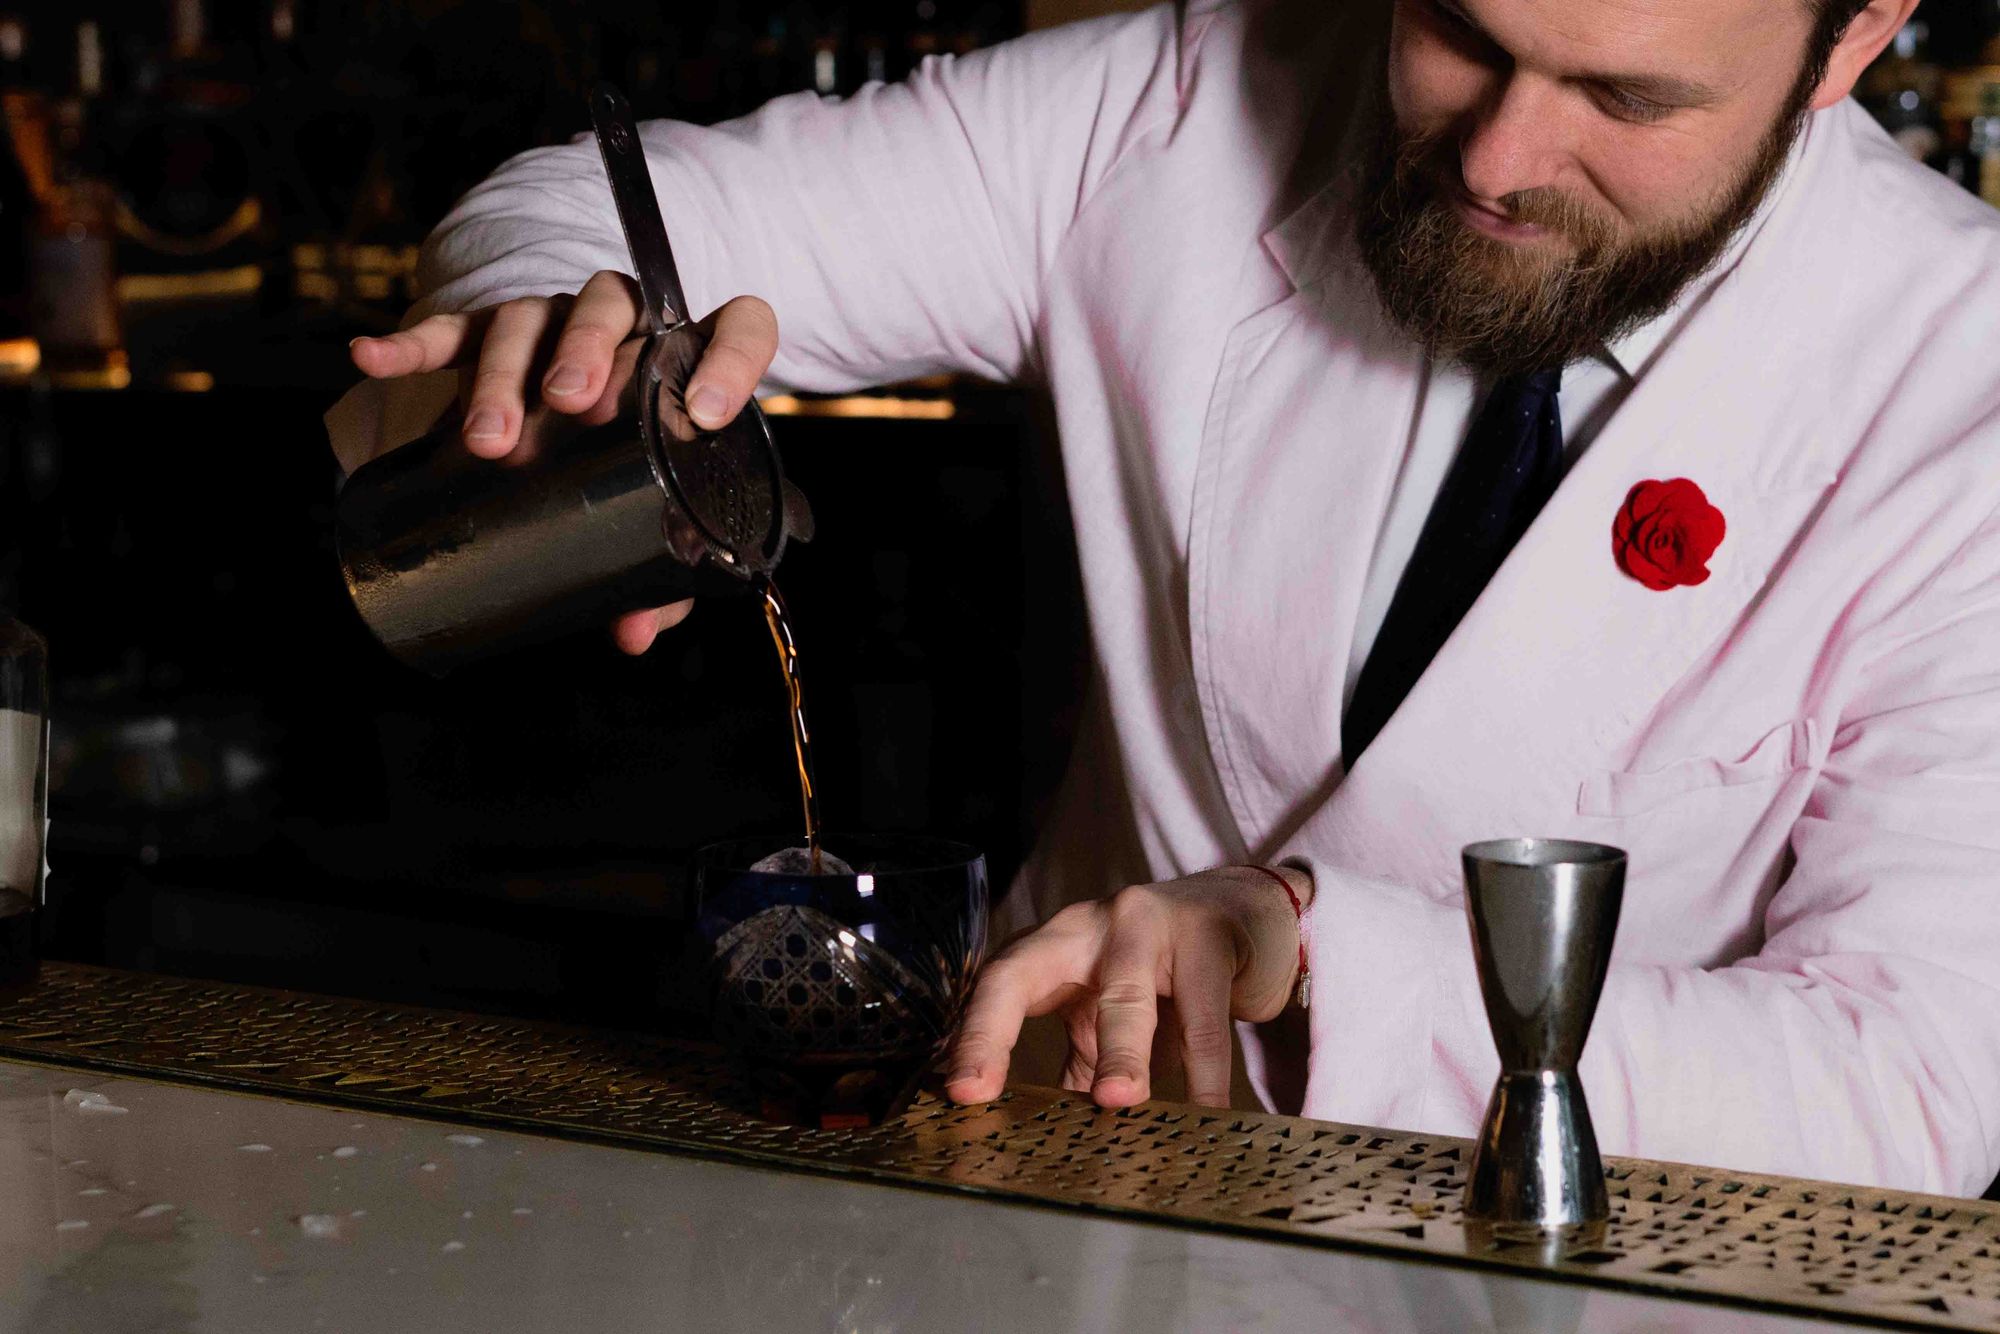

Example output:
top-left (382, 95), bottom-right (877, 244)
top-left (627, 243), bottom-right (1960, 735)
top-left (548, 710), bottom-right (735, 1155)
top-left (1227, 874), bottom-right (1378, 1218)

top-left (1, 964), bottom-right (1995, 1332)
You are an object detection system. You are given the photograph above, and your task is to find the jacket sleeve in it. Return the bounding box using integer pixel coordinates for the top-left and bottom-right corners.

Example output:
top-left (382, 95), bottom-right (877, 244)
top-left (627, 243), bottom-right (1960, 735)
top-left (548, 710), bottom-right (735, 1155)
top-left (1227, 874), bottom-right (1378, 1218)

top-left (1294, 499), bottom-right (2000, 1197)
top-left (325, 6), bottom-right (1188, 471)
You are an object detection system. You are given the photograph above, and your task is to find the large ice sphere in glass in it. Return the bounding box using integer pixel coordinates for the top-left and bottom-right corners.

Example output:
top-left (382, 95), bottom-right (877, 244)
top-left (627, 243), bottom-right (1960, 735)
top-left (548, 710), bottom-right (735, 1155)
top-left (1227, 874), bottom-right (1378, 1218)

top-left (695, 834), bottom-right (987, 1129)
top-left (747, 846), bottom-right (857, 877)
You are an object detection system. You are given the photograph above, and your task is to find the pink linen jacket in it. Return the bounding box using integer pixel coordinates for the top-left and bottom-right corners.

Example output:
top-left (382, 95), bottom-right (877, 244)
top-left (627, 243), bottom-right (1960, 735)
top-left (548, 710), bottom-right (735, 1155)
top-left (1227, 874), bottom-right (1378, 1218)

top-left (327, 0), bottom-right (2000, 1195)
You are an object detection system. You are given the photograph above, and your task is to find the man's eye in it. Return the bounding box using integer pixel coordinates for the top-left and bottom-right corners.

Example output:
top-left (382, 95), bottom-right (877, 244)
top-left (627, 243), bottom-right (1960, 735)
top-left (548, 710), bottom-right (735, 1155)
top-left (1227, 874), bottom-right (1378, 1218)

top-left (1425, 0), bottom-right (1503, 61)
top-left (1596, 85), bottom-right (1672, 124)
top-left (1429, 0), bottom-right (1476, 30)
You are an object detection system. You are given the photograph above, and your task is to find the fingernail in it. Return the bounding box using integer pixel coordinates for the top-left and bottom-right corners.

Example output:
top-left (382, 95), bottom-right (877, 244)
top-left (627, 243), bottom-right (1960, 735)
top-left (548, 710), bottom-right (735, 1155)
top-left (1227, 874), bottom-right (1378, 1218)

top-left (464, 409), bottom-right (504, 440)
top-left (945, 1067), bottom-right (977, 1088)
top-left (689, 384), bottom-right (727, 422)
top-left (1094, 1074), bottom-right (1139, 1100)
top-left (545, 365), bottom-right (586, 396)
top-left (348, 337), bottom-right (367, 349)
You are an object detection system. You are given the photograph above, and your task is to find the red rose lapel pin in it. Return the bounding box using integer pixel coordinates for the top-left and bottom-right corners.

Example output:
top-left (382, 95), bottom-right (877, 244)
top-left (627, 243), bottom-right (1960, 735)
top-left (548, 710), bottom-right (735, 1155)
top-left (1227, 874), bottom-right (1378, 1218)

top-left (1613, 479), bottom-right (1726, 590)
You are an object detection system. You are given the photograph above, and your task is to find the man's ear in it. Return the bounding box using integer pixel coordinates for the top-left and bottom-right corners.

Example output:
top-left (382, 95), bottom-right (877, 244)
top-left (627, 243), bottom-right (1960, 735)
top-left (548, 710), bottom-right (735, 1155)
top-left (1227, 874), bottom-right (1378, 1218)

top-left (1810, 0), bottom-right (1925, 112)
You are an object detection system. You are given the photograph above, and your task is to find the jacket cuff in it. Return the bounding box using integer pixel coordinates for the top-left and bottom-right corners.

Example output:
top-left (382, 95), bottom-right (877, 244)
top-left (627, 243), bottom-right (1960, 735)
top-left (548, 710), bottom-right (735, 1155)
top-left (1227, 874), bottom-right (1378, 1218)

top-left (1289, 855), bottom-right (1466, 1133)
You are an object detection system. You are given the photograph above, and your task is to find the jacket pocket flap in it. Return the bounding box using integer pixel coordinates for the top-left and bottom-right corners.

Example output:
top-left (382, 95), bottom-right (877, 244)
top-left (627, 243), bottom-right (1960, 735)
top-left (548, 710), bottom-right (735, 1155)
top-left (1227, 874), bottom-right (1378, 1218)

top-left (1577, 719), bottom-right (1820, 818)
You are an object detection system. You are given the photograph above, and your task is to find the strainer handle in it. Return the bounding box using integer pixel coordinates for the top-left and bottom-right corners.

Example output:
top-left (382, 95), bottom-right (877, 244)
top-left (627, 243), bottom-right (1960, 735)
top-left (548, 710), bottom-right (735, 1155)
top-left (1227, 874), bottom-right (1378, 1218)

top-left (589, 82), bottom-right (691, 336)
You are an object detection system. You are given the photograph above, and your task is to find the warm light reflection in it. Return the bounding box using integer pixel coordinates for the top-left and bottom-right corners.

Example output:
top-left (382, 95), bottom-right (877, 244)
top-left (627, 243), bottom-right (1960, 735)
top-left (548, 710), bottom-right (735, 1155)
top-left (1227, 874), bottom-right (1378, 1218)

top-left (46, 357), bottom-right (131, 391)
top-left (162, 370), bottom-right (215, 393)
top-left (0, 337), bottom-right (38, 374)
top-left (117, 265), bottom-right (264, 303)
top-left (759, 394), bottom-right (957, 421)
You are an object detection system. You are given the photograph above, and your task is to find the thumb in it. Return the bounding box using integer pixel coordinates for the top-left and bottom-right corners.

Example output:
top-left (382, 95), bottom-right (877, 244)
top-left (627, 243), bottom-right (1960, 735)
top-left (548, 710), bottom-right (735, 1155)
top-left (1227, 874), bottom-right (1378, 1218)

top-left (687, 295), bottom-right (779, 430)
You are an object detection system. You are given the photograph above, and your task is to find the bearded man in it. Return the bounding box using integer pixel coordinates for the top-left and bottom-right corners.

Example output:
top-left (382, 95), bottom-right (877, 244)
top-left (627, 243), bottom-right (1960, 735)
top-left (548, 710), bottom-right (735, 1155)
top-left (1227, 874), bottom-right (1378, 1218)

top-left (329, 0), bottom-right (2000, 1194)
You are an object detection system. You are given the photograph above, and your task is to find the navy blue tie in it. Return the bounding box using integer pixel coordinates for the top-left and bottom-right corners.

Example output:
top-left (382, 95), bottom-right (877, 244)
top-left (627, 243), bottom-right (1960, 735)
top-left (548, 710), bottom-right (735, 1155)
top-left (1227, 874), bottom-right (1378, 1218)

top-left (1342, 368), bottom-right (1565, 766)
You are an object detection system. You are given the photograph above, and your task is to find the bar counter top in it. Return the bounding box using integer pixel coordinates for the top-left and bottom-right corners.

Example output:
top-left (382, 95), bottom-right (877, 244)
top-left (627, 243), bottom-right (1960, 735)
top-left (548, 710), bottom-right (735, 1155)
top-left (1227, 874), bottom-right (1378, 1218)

top-left (0, 963), bottom-right (1987, 1333)
top-left (0, 1058), bottom-right (1834, 1334)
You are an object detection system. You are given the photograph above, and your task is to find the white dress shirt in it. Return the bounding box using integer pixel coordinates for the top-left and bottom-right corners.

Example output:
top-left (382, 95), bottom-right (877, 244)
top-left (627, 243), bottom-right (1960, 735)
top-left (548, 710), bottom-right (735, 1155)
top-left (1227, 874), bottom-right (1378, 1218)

top-left (1344, 298), bottom-right (1702, 714)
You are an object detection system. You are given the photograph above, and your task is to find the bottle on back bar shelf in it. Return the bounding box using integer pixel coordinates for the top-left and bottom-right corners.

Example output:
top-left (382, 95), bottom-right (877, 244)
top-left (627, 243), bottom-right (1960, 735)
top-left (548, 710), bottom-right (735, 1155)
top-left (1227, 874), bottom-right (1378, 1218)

top-left (0, 18), bottom-right (40, 346)
top-left (28, 22), bottom-right (123, 383)
top-left (0, 612), bottom-right (46, 992)
top-left (1859, 21), bottom-right (1942, 161)
top-left (108, 0), bottom-right (266, 286)
top-left (1934, 70), bottom-right (2000, 210)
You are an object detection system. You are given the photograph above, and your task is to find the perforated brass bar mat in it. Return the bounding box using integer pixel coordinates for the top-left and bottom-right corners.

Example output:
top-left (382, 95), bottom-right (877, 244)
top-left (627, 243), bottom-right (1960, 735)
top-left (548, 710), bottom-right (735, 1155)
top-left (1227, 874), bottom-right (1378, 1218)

top-left (2, 963), bottom-right (1994, 1332)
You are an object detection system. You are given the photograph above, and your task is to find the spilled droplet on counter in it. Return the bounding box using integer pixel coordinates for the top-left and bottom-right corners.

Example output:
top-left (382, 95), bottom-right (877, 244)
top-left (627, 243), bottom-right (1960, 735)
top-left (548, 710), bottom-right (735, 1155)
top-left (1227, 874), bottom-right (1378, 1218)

top-left (296, 1213), bottom-right (341, 1240)
top-left (63, 1090), bottom-right (129, 1116)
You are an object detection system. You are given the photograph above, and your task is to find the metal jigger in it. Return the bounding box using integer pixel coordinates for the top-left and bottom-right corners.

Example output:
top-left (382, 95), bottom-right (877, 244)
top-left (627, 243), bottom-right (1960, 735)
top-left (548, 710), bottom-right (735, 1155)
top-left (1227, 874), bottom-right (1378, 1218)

top-left (1461, 838), bottom-right (1626, 1228)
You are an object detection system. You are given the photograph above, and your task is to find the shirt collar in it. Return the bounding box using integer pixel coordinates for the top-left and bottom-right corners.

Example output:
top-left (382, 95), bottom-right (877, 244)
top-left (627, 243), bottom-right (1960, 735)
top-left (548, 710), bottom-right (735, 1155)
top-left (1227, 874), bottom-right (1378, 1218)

top-left (1595, 219), bottom-right (1753, 381)
top-left (1593, 112), bottom-right (1815, 382)
top-left (1597, 297), bottom-right (1681, 382)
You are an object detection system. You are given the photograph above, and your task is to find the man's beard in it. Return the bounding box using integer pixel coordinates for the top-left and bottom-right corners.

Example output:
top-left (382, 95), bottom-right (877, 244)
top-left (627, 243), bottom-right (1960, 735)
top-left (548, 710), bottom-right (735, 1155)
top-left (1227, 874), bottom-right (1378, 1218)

top-left (1353, 79), bottom-right (1812, 378)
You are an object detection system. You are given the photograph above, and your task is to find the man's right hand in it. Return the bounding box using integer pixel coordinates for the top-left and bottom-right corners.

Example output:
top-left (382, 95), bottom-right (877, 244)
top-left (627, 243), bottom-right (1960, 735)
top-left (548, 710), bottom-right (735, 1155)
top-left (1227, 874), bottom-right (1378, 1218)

top-left (349, 269), bottom-right (782, 655)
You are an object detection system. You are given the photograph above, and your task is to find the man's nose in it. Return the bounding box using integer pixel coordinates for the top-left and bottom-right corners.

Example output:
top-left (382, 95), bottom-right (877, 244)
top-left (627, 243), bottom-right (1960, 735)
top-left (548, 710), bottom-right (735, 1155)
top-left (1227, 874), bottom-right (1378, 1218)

top-left (1458, 75), bottom-right (1569, 205)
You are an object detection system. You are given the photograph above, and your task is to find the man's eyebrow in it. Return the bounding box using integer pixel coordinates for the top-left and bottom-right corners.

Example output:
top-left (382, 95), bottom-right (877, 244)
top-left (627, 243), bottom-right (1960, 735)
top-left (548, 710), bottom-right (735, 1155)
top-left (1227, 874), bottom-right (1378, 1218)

top-left (1429, 0), bottom-right (1721, 106)
top-left (1590, 71), bottom-right (1721, 106)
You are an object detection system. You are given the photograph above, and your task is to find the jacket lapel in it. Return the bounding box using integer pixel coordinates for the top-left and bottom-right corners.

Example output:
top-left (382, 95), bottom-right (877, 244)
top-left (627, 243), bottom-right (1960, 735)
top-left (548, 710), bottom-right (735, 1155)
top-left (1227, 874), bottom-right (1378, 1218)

top-left (1191, 109), bottom-right (1852, 888)
top-left (1188, 183), bottom-right (1425, 855)
top-left (1284, 117), bottom-right (1851, 892)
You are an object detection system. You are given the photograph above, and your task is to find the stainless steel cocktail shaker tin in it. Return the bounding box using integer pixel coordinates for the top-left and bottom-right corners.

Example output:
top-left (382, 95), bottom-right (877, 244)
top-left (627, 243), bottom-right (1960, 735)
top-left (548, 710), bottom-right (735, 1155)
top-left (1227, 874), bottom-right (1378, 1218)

top-left (335, 82), bottom-right (812, 675)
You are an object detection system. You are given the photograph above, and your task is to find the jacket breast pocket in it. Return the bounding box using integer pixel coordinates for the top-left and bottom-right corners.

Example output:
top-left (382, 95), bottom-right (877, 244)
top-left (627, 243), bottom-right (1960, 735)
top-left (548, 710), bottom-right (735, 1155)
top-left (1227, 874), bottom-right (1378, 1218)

top-left (1576, 719), bottom-right (1822, 819)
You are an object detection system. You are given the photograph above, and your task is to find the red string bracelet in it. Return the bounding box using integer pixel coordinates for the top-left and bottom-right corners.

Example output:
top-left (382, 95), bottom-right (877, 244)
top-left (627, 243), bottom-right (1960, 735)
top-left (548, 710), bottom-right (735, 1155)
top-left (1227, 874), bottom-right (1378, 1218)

top-left (1235, 865), bottom-right (1311, 1010)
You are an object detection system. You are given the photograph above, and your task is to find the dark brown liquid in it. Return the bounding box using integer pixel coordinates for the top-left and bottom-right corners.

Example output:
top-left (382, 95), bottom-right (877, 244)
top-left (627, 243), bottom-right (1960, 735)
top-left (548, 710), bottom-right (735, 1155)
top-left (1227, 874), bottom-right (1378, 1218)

top-left (756, 577), bottom-right (821, 873)
top-left (745, 1048), bottom-right (934, 1130)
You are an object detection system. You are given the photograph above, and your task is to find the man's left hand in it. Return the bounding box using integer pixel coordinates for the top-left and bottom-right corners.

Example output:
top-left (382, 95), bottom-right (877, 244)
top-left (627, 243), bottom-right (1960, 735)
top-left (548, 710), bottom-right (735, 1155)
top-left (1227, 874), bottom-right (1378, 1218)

top-left (943, 865), bottom-right (1311, 1109)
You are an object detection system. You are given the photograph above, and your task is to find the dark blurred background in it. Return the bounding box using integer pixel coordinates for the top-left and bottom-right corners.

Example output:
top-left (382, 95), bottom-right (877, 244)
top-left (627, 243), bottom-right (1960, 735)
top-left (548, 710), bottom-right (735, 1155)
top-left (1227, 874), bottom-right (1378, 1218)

top-left (0, 0), bottom-right (1991, 1030)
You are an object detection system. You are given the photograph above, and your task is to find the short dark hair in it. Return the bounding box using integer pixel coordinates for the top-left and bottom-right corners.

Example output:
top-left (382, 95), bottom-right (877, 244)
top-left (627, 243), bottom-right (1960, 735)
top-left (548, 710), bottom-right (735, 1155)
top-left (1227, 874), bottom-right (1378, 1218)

top-left (1802, 0), bottom-right (1874, 96)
